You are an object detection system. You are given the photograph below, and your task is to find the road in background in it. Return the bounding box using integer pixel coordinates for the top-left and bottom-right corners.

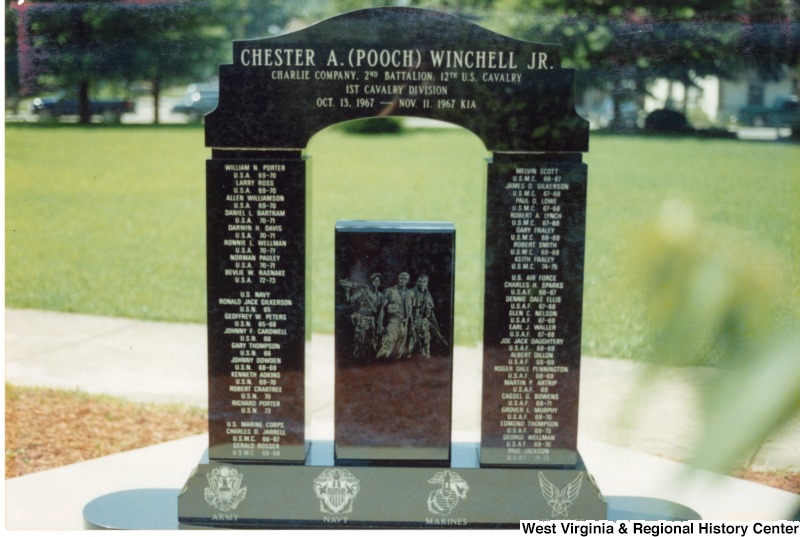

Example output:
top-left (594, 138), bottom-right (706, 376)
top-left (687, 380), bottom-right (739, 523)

top-left (6, 95), bottom-right (197, 125)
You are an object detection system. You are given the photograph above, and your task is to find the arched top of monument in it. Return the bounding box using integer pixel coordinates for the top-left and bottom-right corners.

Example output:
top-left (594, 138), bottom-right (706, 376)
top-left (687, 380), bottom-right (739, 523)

top-left (206, 7), bottom-right (589, 153)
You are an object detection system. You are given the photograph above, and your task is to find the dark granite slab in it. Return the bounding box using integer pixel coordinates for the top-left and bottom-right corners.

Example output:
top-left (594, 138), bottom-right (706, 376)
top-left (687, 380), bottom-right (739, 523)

top-left (481, 153), bottom-right (587, 467)
top-left (206, 7), bottom-right (588, 152)
top-left (206, 153), bottom-right (308, 463)
top-left (334, 221), bottom-right (455, 466)
top-left (178, 453), bottom-right (606, 528)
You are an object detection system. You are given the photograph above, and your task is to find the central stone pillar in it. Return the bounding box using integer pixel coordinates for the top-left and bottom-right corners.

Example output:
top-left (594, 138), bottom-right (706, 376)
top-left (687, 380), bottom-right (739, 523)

top-left (333, 221), bottom-right (456, 467)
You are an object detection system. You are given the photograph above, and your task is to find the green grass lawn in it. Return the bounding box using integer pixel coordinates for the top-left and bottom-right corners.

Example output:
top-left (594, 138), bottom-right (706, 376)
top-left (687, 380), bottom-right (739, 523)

top-left (6, 125), bottom-right (208, 321)
top-left (582, 134), bottom-right (800, 358)
top-left (6, 124), bottom-right (799, 358)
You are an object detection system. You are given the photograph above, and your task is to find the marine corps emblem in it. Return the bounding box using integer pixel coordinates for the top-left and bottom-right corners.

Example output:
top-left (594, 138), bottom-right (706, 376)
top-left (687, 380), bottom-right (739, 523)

top-left (427, 470), bottom-right (469, 516)
top-left (204, 465), bottom-right (247, 512)
top-left (313, 468), bottom-right (360, 515)
top-left (538, 472), bottom-right (583, 518)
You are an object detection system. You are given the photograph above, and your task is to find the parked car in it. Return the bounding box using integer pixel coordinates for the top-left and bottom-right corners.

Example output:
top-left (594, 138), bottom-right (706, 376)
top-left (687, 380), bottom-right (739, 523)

top-left (30, 92), bottom-right (135, 122)
top-left (171, 83), bottom-right (218, 122)
top-left (735, 95), bottom-right (800, 128)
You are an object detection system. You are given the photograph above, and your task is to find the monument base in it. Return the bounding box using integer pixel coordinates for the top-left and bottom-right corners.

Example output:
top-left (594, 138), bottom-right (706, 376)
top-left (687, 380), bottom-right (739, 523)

top-left (178, 442), bottom-right (606, 528)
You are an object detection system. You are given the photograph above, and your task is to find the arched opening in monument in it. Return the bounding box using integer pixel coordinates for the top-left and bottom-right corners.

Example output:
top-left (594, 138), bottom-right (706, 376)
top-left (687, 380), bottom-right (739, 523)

top-left (305, 117), bottom-right (490, 347)
top-left (303, 117), bottom-right (491, 445)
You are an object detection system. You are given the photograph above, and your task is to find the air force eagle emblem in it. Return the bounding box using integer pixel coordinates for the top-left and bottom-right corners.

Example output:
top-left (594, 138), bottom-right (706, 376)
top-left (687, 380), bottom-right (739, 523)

top-left (313, 468), bottom-right (360, 515)
top-left (427, 470), bottom-right (469, 516)
top-left (204, 465), bottom-right (247, 512)
top-left (538, 472), bottom-right (583, 518)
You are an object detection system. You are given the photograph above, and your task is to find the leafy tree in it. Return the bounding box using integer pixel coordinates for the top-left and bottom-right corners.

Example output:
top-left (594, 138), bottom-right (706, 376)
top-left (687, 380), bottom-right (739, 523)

top-left (93, 2), bottom-right (224, 124)
top-left (305, 0), bottom-right (497, 21)
top-left (490, 0), bottom-right (750, 127)
top-left (6, 5), bottom-right (20, 111)
top-left (24, 1), bottom-right (107, 123)
top-left (210, 0), bottom-right (297, 41)
top-left (737, 0), bottom-right (800, 81)
top-left (21, 1), bottom-right (225, 124)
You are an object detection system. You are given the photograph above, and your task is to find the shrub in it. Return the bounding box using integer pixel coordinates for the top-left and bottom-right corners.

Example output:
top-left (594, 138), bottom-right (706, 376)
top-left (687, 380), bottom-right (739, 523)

top-left (340, 117), bottom-right (403, 134)
top-left (644, 109), bottom-right (693, 133)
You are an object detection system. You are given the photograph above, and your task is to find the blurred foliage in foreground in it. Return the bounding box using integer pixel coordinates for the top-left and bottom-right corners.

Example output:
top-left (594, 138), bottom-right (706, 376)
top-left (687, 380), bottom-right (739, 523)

top-left (631, 200), bottom-right (799, 475)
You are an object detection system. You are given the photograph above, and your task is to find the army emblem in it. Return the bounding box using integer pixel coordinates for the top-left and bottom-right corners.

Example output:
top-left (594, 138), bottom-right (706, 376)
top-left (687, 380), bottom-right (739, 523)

top-left (204, 465), bottom-right (247, 512)
top-left (313, 468), bottom-right (360, 515)
top-left (538, 472), bottom-right (583, 518)
top-left (427, 470), bottom-right (469, 516)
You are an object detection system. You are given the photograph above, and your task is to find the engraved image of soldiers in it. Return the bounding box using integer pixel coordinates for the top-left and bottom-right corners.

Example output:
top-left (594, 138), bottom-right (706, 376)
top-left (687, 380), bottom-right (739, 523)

top-left (376, 271), bottom-right (415, 360)
top-left (340, 273), bottom-right (384, 361)
top-left (410, 274), bottom-right (447, 358)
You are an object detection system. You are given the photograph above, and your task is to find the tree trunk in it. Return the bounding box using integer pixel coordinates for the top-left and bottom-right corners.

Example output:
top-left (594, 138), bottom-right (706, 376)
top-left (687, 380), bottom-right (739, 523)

top-left (611, 92), bottom-right (623, 129)
top-left (681, 81), bottom-right (689, 115)
top-left (152, 79), bottom-right (160, 125)
top-left (609, 86), bottom-right (630, 131)
top-left (665, 80), bottom-right (674, 109)
top-left (78, 78), bottom-right (91, 124)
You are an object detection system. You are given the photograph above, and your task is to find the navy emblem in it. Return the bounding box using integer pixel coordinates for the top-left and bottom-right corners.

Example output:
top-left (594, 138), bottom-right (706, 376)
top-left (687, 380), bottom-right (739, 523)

top-left (427, 470), bottom-right (469, 516)
top-left (313, 468), bottom-right (360, 515)
top-left (204, 465), bottom-right (247, 512)
top-left (538, 472), bottom-right (583, 518)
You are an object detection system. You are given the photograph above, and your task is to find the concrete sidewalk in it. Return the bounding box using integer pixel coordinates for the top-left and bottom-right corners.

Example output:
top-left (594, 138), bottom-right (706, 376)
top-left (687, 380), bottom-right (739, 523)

top-left (5, 307), bottom-right (800, 471)
top-left (6, 308), bottom-right (209, 408)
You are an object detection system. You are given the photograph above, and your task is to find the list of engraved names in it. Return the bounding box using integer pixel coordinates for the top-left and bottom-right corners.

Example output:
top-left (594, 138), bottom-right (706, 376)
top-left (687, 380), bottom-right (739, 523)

top-left (216, 161), bottom-right (292, 459)
top-left (496, 166), bottom-right (570, 464)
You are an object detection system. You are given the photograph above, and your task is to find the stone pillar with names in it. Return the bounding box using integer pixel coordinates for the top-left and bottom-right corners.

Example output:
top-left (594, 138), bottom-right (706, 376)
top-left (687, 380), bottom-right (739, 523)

top-left (481, 152), bottom-right (587, 467)
top-left (206, 150), bottom-right (307, 463)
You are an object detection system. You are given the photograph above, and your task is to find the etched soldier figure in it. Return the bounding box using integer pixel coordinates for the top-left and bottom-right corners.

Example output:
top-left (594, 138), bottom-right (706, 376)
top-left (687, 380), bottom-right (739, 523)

top-left (376, 271), bottom-right (415, 360)
top-left (410, 274), bottom-right (447, 358)
top-left (339, 273), bottom-right (384, 361)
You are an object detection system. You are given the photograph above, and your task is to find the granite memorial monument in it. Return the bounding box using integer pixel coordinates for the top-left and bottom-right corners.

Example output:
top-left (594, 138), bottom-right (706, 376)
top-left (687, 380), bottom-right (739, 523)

top-left (178, 6), bottom-right (604, 527)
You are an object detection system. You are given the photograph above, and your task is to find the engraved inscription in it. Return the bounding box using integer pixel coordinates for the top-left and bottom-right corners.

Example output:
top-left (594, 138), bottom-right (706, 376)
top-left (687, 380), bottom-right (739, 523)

top-left (219, 163), bottom-right (289, 457)
top-left (497, 167), bottom-right (569, 463)
top-left (483, 159), bottom-right (584, 467)
top-left (209, 158), bottom-right (304, 461)
top-left (234, 44), bottom-right (553, 116)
